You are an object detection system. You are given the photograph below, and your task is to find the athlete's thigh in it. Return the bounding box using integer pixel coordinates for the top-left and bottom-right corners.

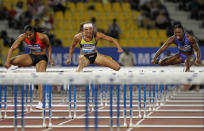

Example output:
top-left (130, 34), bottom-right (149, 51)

top-left (79, 55), bottom-right (90, 67)
top-left (36, 60), bottom-right (47, 72)
top-left (10, 54), bottom-right (33, 67)
top-left (94, 54), bottom-right (119, 69)
top-left (184, 55), bottom-right (195, 66)
top-left (161, 54), bottom-right (182, 65)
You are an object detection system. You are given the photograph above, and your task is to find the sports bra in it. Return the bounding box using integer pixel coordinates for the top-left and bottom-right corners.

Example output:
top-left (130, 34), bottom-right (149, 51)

top-left (79, 33), bottom-right (97, 54)
top-left (174, 33), bottom-right (193, 53)
top-left (25, 32), bottom-right (46, 52)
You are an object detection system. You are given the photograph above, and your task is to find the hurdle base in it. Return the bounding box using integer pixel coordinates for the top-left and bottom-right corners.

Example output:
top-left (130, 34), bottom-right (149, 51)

top-left (4, 114), bottom-right (7, 119)
top-left (143, 113), bottom-right (147, 118)
top-left (138, 113), bottom-right (142, 118)
top-left (48, 123), bottom-right (52, 128)
top-left (42, 123), bottom-right (47, 128)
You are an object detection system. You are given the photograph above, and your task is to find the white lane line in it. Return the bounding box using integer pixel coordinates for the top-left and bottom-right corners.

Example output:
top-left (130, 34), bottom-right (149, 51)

top-left (42, 106), bottom-right (105, 131)
top-left (126, 106), bottom-right (161, 131)
top-left (0, 112), bottom-right (31, 122)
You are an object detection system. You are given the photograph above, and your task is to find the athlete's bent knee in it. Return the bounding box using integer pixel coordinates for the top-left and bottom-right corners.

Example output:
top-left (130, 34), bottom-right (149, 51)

top-left (10, 57), bottom-right (15, 65)
top-left (78, 56), bottom-right (85, 65)
top-left (158, 60), bottom-right (165, 66)
top-left (114, 65), bottom-right (120, 71)
top-left (159, 59), bottom-right (170, 66)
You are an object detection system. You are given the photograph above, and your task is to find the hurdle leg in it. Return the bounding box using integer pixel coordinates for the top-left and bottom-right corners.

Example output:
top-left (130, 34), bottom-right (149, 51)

top-left (30, 84), bottom-right (33, 111)
top-left (116, 85), bottom-right (120, 130)
top-left (68, 84), bottom-right (72, 118)
top-left (14, 85), bottom-right (17, 131)
top-left (4, 85), bottom-right (7, 118)
top-left (100, 84), bottom-right (103, 106)
top-left (123, 84), bottom-right (127, 126)
top-left (143, 84), bottom-right (147, 118)
top-left (91, 84), bottom-right (94, 111)
top-left (0, 85), bottom-right (2, 119)
top-left (25, 85), bottom-right (28, 112)
top-left (85, 85), bottom-right (89, 131)
top-left (149, 84), bottom-right (152, 111)
top-left (129, 84), bottom-right (133, 126)
top-left (21, 85), bottom-right (24, 131)
top-left (42, 85), bottom-right (46, 127)
top-left (109, 85), bottom-right (113, 130)
top-left (48, 85), bottom-right (52, 127)
top-left (160, 85), bottom-right (164, 105)
top-left (153, 84), bottom-right (156, 111)
top-left (138, 84), bottom-right (142, 118)
top-left (156, 84), bottom-right (159, 106)
top-left (133, 85), bottom-right (137, 115)
top-left (94, 84), bottom-right (98, 130)
top-left (105, 84), bottom-right (108, 106)
top-left (89, 82), bottom-right (91, 106)
top-left (74, 85), bottom-right (77, 118)
top-left (87, 84), bottom-right (90, 111)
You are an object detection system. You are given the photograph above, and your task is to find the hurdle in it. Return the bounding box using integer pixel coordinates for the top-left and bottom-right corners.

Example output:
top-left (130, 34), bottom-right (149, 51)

top-left (0, 66), bottom-right (204, 130)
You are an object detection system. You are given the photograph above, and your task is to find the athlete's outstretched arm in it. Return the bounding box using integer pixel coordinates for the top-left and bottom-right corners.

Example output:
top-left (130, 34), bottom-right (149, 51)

top-left (152, 36), bottom-right (174, 64)
top-left (43, 34), bottom-right (54, 65)
top-left (4, 34), bottom-right (25, 68)
top-left (188, 35), bottom-right (201, 65)
top-left (97, 32), bottom-right (123, 53)
top-left (67, 35), bottom-right (80, 64)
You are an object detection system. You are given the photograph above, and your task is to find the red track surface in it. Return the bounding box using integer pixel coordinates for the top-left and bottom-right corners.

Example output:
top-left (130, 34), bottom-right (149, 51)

top-left (0, 90), bottom-right (203, 131)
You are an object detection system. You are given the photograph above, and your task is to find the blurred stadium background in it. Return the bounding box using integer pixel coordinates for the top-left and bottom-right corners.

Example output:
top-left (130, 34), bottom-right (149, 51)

top-left (0, 0), bottom-right (204, 66)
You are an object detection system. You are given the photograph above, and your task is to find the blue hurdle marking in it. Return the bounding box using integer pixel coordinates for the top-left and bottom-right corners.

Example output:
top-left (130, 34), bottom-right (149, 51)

top-left (14, 85), bottom-right (17, 131)
top-left (116, 85), bottom-right (120, 128)
top-left (21, 85), bottom-right (24, 131)
top-left (100, 84), bottom-right (103, 106)
top-left (105, 84), bottom-right (108, 106)
top-left (109, 84), bottom-right (113, 128)
top-left (138, 84), bottom-right (142, 118)
top-left (4, 85), bottom-right (7, 118)
top-left (25, 85), bottom-right (28, 112)
top-left (42, 85), bottom-right (46, 127)
top-left (153, 84), bottom-right (156, 110)
top-left (30, 84), bottom-right (33, 111)
top-left (129, 84), bottom-right (133, 126)
top-left (156, 84), bottom-right (159, 106)
top-left (68, 84), bottom-right (72, 118)
top-left (123, 84), bottom-right (127, 126)
top-left (149, 84), bottom-right (152, 111)
top-left (91, 84), bottom-right (94, 111)
top-left (143, 84), bottom-right (147, 118)
top-left (74, 85), bottom-right (77, 118)
top-left (94, 84), bottom-right (98, 130)
top-left (0, 85), bottom-right (2, 119)
top-left (85, 85), bottom-right (89, 131)
top-left (48, 85), bottom-right (52, 127)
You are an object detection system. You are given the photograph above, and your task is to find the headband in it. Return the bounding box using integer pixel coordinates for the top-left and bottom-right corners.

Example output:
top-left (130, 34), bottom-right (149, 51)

top-left (83, 23), bottom-right (93, 28)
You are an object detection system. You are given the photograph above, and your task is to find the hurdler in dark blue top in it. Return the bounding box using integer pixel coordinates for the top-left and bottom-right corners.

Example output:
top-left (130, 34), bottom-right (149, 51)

top-left (174, 33), bottom-right (193, 53)
top-left (174, 33), bottom-right (195, 62)
top-left (152, 23), bottom-right (201, 72)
